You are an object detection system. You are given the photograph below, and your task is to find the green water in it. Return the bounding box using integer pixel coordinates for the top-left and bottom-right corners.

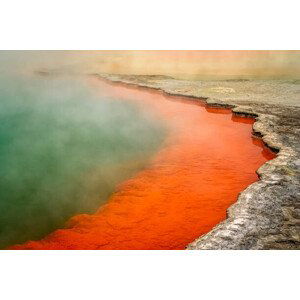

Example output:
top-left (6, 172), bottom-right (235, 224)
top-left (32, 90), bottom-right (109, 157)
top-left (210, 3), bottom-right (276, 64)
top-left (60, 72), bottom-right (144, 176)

top-left (0, 74), bottom-right (166, 249)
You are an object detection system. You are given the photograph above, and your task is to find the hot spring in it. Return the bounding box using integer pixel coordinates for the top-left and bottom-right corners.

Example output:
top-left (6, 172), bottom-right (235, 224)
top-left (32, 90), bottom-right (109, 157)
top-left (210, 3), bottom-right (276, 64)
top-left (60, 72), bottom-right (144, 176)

top-left (9, 77), bottom-right (275, 250)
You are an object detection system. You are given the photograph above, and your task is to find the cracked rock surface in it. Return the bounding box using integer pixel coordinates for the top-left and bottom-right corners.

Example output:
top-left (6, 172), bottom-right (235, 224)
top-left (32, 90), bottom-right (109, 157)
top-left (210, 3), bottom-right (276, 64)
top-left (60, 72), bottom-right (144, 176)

top-left (97, 74), bottom-right (300, 250)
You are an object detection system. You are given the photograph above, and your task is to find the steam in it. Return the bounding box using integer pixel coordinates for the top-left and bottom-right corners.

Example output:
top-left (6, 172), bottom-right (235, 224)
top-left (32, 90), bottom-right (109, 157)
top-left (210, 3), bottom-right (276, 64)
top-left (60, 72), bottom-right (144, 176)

top-left (0, 60), bottom-right (166, 248)
top-left (1, 50), bottom-right (299, 80)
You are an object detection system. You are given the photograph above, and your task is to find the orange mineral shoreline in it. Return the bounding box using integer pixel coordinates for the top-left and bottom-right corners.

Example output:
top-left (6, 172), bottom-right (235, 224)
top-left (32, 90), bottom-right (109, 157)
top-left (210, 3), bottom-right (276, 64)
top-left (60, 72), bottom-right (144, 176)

top-left (10, 79), bottom-right (275, 250)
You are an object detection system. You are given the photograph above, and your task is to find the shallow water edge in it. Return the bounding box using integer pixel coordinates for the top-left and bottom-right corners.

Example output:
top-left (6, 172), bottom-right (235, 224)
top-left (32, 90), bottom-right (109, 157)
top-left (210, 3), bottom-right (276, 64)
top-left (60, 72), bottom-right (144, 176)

top-left (98, 74), bottom-right (300, 250)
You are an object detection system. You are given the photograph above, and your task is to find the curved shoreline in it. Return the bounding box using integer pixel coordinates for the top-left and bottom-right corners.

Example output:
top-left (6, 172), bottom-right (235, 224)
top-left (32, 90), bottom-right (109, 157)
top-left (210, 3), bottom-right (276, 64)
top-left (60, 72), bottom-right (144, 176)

top-left (10, 75), bottom-right (273, 250)
top-left (96, 74), bottom-right (300, 249)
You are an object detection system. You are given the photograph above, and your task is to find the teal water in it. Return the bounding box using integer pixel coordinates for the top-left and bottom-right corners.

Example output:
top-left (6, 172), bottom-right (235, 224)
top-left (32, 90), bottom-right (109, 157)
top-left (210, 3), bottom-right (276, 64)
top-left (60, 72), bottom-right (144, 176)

top-left (0, 74), bottom-right (166, 248)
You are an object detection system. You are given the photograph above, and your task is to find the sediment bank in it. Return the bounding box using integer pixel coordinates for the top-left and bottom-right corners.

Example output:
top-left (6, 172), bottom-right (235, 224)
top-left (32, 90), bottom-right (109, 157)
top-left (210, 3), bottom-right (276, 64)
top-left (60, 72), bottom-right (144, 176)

top-left (97, 74), bottom-right (300, 250)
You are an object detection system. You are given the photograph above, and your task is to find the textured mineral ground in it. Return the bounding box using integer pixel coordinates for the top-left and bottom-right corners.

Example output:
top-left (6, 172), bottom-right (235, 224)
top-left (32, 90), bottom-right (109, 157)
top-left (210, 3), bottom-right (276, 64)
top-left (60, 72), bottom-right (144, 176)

top-left (97, 74), bottom-right (300, 250)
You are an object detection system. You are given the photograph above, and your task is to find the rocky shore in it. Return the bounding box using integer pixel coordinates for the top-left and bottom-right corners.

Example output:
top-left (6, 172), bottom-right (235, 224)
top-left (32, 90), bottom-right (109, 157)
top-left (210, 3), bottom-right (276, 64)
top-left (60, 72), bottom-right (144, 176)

top-left (96, 74), bottom-right (300, 250)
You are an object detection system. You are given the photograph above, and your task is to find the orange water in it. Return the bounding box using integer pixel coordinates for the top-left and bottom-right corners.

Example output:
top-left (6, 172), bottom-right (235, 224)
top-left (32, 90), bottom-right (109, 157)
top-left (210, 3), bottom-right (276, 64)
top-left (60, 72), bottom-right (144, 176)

top-left (11, 79), bottom-right (275, 250)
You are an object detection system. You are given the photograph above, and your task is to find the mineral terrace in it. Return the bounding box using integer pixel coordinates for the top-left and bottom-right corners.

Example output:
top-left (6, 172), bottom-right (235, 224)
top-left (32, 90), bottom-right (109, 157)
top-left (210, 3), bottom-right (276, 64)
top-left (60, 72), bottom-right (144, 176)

top-left (97, 74), bottom-right (300, 250)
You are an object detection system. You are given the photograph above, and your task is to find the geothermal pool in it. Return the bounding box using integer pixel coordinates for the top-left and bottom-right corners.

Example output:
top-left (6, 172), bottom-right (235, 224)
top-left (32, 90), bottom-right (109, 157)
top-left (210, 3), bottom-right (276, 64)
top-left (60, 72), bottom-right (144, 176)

top-left (9, 77), bottom-right (275, 250)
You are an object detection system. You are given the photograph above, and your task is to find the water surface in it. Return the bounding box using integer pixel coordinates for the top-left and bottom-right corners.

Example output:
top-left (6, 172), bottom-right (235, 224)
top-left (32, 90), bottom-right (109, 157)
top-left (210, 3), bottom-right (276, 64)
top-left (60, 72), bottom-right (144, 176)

top-left (11, 79), bottom-right (275, 250)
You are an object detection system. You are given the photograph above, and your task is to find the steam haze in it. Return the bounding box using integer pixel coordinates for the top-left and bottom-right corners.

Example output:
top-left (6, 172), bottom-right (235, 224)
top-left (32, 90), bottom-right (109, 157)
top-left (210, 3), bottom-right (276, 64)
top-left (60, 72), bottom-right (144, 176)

top-left (1, 50), bottom-right (299, 79)
top-left (0, 53), bottom-right (166, 248)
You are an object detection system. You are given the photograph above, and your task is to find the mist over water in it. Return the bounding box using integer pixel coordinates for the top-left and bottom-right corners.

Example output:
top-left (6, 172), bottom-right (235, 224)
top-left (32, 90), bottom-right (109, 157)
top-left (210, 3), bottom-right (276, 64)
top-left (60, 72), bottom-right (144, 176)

top-left (0, 71), bottom-right (166, 248)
